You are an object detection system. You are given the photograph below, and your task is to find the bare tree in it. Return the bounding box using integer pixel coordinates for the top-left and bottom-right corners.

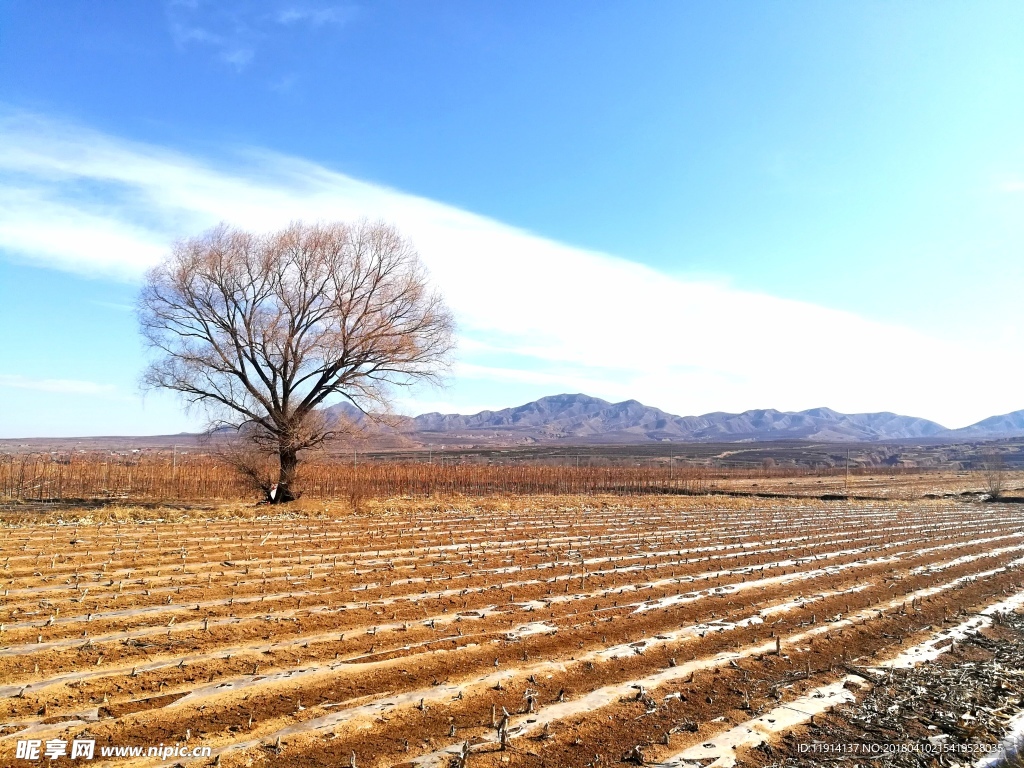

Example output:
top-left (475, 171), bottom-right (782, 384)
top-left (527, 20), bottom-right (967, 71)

top-left (138, 220), bottom-right (455, 502)
top-left (982, 452), bottom-right (1005, 499)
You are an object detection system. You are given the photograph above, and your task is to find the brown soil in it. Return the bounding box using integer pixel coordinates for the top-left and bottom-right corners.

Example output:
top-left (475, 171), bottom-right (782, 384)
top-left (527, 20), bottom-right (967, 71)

top-left (1, 491), bottom-right (1023, 767)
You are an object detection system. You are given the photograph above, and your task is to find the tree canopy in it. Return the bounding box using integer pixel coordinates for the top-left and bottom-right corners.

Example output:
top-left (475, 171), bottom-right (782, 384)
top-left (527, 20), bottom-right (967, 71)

top-left (138, 219), bottom-right (455, 501)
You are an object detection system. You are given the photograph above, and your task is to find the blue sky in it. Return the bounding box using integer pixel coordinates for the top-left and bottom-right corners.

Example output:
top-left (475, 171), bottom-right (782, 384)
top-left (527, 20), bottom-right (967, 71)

top-left (1, 1), bottom-right (1023, 437)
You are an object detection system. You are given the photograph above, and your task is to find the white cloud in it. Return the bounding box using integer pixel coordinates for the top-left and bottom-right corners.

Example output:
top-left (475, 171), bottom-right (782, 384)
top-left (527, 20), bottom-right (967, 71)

top-left (276, 6), bottom-right (354, 26)
top-left (89, 300), bottom-right (135, 312)
top-left (0, 374), bottom-right (120, 397)
top-left (221, 47), bottom-right (255, 70)
top-left (165, 1), bottom-right (353, 70)
top-left (454, 363), bottom-right (634, 400)
top-left (0, 110), bottom-right (1018, 428)
top-left (165, 7), bottom-right (256, 71)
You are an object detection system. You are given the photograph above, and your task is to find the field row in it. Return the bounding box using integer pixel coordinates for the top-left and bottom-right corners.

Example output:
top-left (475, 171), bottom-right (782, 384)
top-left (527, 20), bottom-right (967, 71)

top-left (1, 496), bottom-right (1022, 767)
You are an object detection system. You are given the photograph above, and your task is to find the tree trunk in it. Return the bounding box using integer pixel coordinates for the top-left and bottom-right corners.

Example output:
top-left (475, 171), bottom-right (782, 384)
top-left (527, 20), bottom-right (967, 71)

top-left (274, 447), bottom-right (299, 503)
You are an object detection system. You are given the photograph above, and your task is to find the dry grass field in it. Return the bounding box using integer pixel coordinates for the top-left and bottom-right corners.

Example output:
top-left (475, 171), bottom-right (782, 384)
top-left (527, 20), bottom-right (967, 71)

top-left (5, 451), bottom-right (1021, 505)
top-left (3, 477), bottom-right (1024, 766)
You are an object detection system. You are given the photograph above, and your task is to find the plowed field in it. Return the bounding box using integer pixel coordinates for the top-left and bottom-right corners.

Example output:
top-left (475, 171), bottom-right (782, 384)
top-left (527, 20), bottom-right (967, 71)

top-left (2, 495), bottom-right (1023, 766)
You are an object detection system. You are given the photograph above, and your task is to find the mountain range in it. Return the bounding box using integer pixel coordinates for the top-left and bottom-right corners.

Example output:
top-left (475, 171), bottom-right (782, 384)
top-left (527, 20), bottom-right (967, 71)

top-left (324, 394), bottom-right (1024, 444)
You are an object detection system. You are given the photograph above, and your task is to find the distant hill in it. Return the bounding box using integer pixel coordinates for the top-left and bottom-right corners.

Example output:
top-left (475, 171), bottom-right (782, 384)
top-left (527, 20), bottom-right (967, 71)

top-left (412, 394), bottom-right (687, 440)
top-left (6, 396), bottom-right (1022, 449)
top-left (324, 393), bottom-right (991, 444)
top-left (942, 410), bottom-right (1024, 439)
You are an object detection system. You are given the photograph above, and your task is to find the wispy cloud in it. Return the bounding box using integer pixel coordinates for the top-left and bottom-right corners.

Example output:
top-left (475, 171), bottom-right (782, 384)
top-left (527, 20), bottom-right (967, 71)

top-left (0, 374), bottom-right (120, 397)
top-left (454, 363), bottom-right (635, 400)
top-left (165, 2), bottom-right (254, 71)
top-left (268, 73), bottom-right (299, 93)
top-left (0, 110), bottom-right (1018, 428)
top-left (220, 47), bottom-right (255, 70)
top-left (89, 300), bottom-right (135, 312)
top-left (165, 1), bottom-right (354, 70)
top-left (276, 5), bottom-right (354, 27)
